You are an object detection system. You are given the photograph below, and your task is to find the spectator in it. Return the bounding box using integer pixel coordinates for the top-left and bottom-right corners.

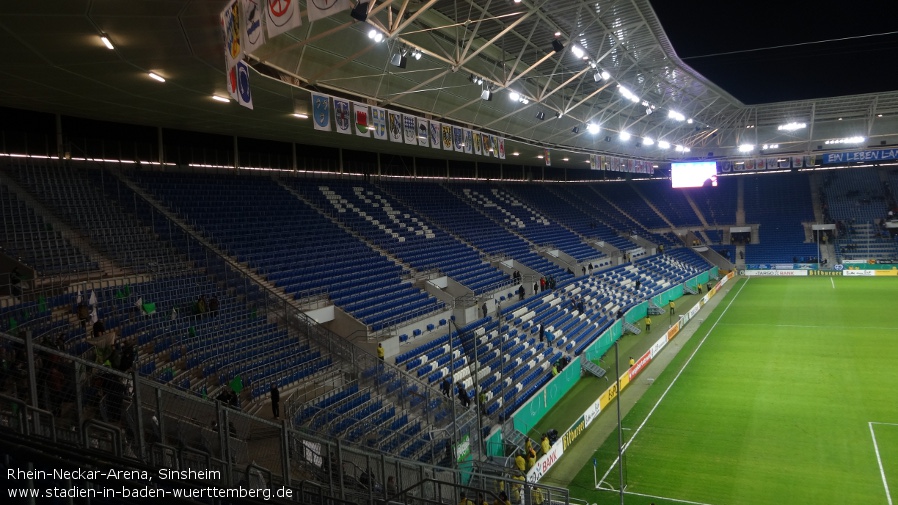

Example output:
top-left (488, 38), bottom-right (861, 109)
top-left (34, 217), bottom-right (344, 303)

top-left (457, 383), bottom-right (470, 408)
top-left (494, 491), bottom-right (511, 505)
top-left (635, 279), bottom-right (641, 291)
top-left (525, 438), bottom-right (536, 459)
top-left (546, 429), bottom-right (559, 445)
top-left (659, 244), bottom-right (665, 255)
top-left (377, 343), bottom-right (384, 361)
top-left (386, 476), bottom-right (397, 496)
top-left (533, 281), bottom-right (538, 294)
top-left (209, 295), bottom-right (219, 315)
top-left (629, 356), bottom-right (635, 367)
top-left (9, 267), bottom-right (22, 298)
top-left (77, 302), bottom-right (90, 329)
top-left (92, 319), bottom-right (105, 340)
top-left (539, 324), bottom-right (544, 342)
top-left (441, 377), bottom-right (451, 397)
top-left (481, 302), bottom-right (488, 319)
top-left (270, 384), bottom-right (280, 420)
top-left (518, 285), bottom-right (525, 301)
top-left (645, 316), bottom-right (651, 333)
top-left (458, 491), bottom-right (474, 505)
top-left (514, 452), bottom-right (526, 472)
top-left (541, 433), bottom-right (551, 453)
top-left (196, 295), bottom-right (207, 315)
top-left (551, 364), bottom-right (558, 376)
top-left (669, 300), bottom-right (675, 315)
top-left (476, 493), bottom-right (489, 505)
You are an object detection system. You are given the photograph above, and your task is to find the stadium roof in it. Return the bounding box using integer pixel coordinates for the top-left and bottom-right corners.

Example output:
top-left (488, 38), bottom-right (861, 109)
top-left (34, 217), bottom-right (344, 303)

top-left (1, 0), bottom-right (897, 169)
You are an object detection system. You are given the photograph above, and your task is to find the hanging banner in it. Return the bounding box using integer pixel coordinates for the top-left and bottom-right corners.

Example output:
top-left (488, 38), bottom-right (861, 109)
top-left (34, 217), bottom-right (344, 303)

top-left (464, 129), bottom-right (474, 154)
top-left (472, 132), bottom-right (482, 155)
top-left (226, 61), bottom-right (239, 101)
top-left (453, 126), bottom-right (465, 152)
top-left (311, 92), bottom-right (331, 131)
top-left (307, 0), bottom-right (353, 23)
top-left (370, 107), bottom-right (387, 140)
top-left (820, 149), bottom-right (898, 165)
top-left (333, 98), bottom-right (351, 134)
top-left (388, 111), bottom-right (403, 142)
top-left (417, 118), bottom-right (429, 146)
top-left (403, 115), bottom-right (417, 144)
top-left (221, 1), bottom-right (242, 65)
top-left (544, 149), bottom-right (551, 166)
top-left (497, 137), bottom-right (506, 159)
top-left (480, 133), bottom-right (489, 155)
top-left (241, 0), bottom-right (266, 53)
top-left (235, 60), bottom-right (253, 109)
top-left (441, 124), bottom-right (453, 150)
top-left (266, 0), bottom-right (301, 39)
top-left (353, 102), bottom-right (370, 137)
top-left (429, 121), bottom-right (441, 149)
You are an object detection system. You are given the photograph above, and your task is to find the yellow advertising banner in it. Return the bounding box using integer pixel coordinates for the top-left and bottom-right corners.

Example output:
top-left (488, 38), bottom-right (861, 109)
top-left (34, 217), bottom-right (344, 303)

top-left (598, 382), bottom-right (619, 410)
top-left (874, 269), bottom-right (898, 276)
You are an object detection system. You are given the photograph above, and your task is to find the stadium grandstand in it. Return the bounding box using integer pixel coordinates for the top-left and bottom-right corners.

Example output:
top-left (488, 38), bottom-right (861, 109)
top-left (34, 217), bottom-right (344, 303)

top-left (1, 1), bottom-right (898, 505)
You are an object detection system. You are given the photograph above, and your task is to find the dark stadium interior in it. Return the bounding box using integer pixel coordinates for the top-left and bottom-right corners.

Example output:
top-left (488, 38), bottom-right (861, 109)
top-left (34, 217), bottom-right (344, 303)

top-left (2, 1), bottom-right (898, 504)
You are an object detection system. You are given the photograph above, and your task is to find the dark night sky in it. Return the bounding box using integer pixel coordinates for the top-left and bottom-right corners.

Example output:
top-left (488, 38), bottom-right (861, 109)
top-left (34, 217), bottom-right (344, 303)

top-left (648, 1), bottom-right (898, 104)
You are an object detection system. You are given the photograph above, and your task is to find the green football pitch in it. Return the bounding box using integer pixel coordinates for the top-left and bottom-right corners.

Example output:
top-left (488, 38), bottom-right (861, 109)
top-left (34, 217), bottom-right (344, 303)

top-left (566, 276), bottom-right (898, 505)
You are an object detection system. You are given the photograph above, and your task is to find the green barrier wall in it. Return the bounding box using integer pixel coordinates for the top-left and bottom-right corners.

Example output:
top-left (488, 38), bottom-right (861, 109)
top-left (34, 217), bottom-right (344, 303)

top-left (582, 319), bottom-right (623, 364)
top-left (512, 355), bottom-right (581, 435)
top-left (650, 283), bottom-right (684, 308)
top-left (485, 429), bottom-right (504, 457)
top-left (623, 301), bottom-right (648, 325)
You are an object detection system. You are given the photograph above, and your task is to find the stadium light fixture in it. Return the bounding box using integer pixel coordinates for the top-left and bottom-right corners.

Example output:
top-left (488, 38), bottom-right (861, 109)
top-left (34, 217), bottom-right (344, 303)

top-left (658, 140), bottom-right (671, 149)
top-left (738, 144), bottom-right (755, 152)
top-left (100, 34), bottom-right (114, 50)
top-left (367, 29), bottom-right (384, 43)
top-left (570, 44), bottom-right (585, 59)
top-left (586, 123), bottom-right (600, 135)
top-left (619, 131), bottom-right (631, 141)
top-left (148, 72), bottom-right (165, 82)
top-left (211, 95), bottom-right (230, 103)
top-left (668, 110), bottom-right (686, 122)
top-left (777, 122), bottom-right (807, 131)
top-left (643, 137), bottom-right (654, 146)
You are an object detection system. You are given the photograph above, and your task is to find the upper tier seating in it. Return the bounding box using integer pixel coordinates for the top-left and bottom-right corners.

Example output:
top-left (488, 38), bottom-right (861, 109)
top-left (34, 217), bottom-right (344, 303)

top-left (743, 173), bottom-right (816, 263)
top-left (0, 183), bottom-right (95, 275)
top-left (285, 179), bottom-right (510, 294)
top-left (134, 172), bottom-right (445, 331)
top-left (458, 184), bottom-right (605, 264)
top-left (378, 180), bottom-right (573, 282)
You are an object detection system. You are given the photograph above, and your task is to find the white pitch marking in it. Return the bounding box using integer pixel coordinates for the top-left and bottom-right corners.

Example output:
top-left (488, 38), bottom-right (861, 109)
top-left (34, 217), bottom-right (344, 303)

top-left (869, 422), bottom-right (894, 505)
top-left (831, 277), bottom-right (835, 289)
top-left (623, 490), bottom-right (718, 505)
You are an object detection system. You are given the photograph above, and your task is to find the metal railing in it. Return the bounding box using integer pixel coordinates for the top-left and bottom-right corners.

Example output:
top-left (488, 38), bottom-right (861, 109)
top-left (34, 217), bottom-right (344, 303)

top-left (0, 330), bottom-right (569, 504)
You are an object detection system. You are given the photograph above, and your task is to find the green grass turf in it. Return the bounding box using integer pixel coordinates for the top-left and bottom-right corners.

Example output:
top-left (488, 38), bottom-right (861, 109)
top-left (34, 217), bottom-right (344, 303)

top-left (567, 277), bottom-right (898, 505)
